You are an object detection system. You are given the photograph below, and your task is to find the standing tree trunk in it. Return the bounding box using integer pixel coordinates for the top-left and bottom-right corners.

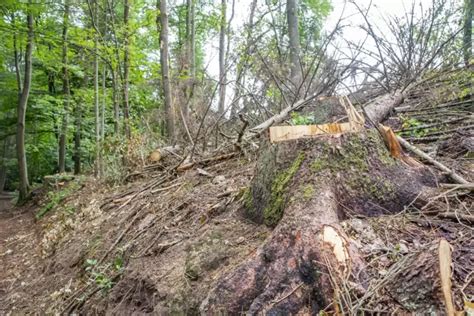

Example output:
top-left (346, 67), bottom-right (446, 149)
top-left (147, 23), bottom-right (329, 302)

top-left (230, 0), bottom-right (257, 117)
top-left (93, 0), bottom-right (101, 178)
top-left (158, 0), bottom-right (175, 141)
top-left (218, 0), bottom-right (227, 114)
top-left (0, 167), bottom-right (6, 193)
top-left (123, 0), bottom-right (131, 139)
top-left (59, 0), bottom-right (70, 173)
top-left (183, 0), bottom-right (195, 120)
top-left (464, 0), bottom-right (473, 67)
top-left (286, 0), bottom-right (301, 84)
top-left (112, 68), bottom-right (120, 134)
top-left (16, 2), bottom-right (34, 202)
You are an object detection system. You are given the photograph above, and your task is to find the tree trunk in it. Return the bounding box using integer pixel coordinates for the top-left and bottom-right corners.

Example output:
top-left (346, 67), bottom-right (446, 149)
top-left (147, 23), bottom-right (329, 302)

top-left (286, 0), bottom-right (301, 84)
top-left (183, 0), bottom-right (195, 121)
top-left (94, 0), bottom-right (101, 178)
top-left (218, 0), bottom-right (227, 115)
top-left (74, 52), bottom-right (87, 175)
top-left (464, 0), bottom-right (473, 67)
top-left (158, 0), bottom-right (175, 141)
top-left (112, 68), bottom-right (120, 135)
top-left (202, 129), bottom-right (438, 314)
top-left (12, 14), bottom-right (22, 93)
top-left (202, 95), bottom-right (440, 313)
top-left (123, 0), bottom-right (131, 139)
top-left (59, 0), bottom-right (70, 174)
top-left (0, 167), bottom-right (6, 193)
top-left (230, 0), bottom-right (257, 118)
top-left (16, 2), bottom-right (34, 202)
top-left (187, 0), bottom-right (196, 80)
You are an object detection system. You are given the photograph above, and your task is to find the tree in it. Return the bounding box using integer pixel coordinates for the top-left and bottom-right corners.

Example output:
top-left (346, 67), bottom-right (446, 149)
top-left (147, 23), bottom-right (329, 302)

top-left (94, 0), bottom-right (101, 177)
top-left (158, 0), bottom-right (175, 141)
top-left (464, 0), bottom-right (473, 66)
top-left (16, 2), bottom-right (34, 201)
top-left (287, 0), bottom-right (302, 84)
top-left (123, 0), bottom-right (131, 138)
top-left (59, 0), bottom-right (71, 173)
top-left (218, 0), bottom-right (227, 114)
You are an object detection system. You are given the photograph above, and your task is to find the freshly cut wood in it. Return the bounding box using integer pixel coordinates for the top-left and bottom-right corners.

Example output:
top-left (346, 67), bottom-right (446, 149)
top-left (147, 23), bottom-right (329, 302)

top-left (379, 125), bottom-right (421, 166)
top-left (269, 96), bottom-right (365, 143)
top-left (245, 90), bottom-right (405, 141)
top-left (270, 122), bottom-right (357, 142)
top-left (439, 239), bottom-right (455, 316)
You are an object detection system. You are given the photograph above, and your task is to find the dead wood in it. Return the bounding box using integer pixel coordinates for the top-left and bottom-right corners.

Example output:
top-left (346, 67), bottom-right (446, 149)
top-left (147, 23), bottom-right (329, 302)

top-left (396, 135), bottom-right (469, 184)
top-left (385, 239), bottom-right (456, 314)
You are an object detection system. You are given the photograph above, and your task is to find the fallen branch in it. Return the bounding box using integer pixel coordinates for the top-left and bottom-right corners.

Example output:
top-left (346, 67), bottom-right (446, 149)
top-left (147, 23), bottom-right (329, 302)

top-left (396, 135), bottom-right (469, 184)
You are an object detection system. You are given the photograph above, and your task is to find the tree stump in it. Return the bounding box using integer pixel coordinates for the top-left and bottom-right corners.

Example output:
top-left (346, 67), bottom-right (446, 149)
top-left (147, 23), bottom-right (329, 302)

top-left (201, 129), bottom-right (438, 314)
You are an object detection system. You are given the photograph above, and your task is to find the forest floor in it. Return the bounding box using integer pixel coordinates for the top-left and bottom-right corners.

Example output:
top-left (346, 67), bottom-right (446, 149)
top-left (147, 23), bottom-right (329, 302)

top-left (0, 196), bottom-right (43, 313)
top-left (0, 72), bottom-right (473, 313)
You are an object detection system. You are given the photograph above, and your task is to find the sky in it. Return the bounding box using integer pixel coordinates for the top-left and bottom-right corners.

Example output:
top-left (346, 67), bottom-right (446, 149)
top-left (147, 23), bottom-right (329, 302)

top-left (202, 0), bottom-right (455, 107)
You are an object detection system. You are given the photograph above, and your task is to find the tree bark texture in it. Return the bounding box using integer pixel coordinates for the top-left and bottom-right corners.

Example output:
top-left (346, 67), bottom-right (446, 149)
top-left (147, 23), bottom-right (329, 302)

top-left (123, 0), bottom-right (131, 138)
top-left (463, 0), bottom-right (473, 67)
top-left (286, 0), bottom-right (301, 84)
top-left (16, 3), bottom-right (34, 201)
top-left (59, 0), bottom-right (70, 173)
top-left (218, 0), bottom-right (227, 114)
top-left (158, 0), bottom-right (175, 141)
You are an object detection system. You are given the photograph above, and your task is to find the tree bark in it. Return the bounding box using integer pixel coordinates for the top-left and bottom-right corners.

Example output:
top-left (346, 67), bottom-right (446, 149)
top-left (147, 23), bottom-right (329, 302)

top-left (183, 0), bottom-right (195, 120)
top-left (59, 0), bottom-right (70, 173)
top-left (158, 0), bottom-right (175, 141)
top-left (16, 2), bottom-right (34, 202)
top-left (286, 0), bottom-right (301, 84)
top-left (463, 0), bottom-right (473, 67)
top-left (202, 129), bottom-right (438, 314)
top-left (123, 0), bottom-right (131, 138)
top-left (74, 52), bottom-right (87, 175)
top-left (93, 0), bottom-right (101, 178)
top-left (218, 0), bottom-right (227, 114)
top-left (0, 167), bottom-right (6, 193)
top-left (112, 68), bottom-right (120, 134)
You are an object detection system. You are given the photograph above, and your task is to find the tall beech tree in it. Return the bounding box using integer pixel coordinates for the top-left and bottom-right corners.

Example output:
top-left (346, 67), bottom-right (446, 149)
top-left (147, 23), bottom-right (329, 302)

top-left (16, 2), bottom-right (34, 201)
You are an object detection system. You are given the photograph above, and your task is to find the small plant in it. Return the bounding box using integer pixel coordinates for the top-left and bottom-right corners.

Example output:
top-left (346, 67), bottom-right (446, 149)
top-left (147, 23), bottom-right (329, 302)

top-left (85, 258), bottom-right (114, 292)
top-left (290, 112), bottom-right (316, 125)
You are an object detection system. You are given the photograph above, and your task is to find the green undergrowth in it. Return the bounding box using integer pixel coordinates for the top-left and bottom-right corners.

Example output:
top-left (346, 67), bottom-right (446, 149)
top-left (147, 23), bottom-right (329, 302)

top-left (36, 175), bottom-right (84, 219)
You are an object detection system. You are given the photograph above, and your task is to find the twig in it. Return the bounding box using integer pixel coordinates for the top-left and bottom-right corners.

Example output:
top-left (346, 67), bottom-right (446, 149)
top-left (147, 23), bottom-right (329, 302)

top-left (396, 135), bottom-right (468, 184)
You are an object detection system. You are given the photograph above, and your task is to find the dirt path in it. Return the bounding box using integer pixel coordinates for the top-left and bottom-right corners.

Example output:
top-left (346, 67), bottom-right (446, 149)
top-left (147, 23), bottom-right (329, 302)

top-left (0, 196), bottom-right (42, 313)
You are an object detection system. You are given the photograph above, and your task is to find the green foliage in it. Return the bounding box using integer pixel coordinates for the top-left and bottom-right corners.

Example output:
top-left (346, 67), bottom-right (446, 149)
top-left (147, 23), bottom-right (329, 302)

top-left (290, 112), bottom-right (316, 125)
top-left (36, 177), bottom-right (83, 219)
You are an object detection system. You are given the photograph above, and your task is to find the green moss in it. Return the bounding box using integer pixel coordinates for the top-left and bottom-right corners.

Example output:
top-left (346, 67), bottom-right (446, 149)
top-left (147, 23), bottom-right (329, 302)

top-left (302, 184), bottom-right (315, 199)
top-left (263, 152), bottom-right (305, 227)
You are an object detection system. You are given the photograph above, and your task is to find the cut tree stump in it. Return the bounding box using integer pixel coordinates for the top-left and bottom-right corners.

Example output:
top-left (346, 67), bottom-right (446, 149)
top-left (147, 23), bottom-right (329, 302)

top-left (201, 130), bottom-right (439, 314)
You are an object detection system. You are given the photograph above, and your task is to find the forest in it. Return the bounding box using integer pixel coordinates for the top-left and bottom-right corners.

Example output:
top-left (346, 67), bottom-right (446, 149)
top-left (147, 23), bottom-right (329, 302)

top-left (0, 0), bottom-right (473, 314)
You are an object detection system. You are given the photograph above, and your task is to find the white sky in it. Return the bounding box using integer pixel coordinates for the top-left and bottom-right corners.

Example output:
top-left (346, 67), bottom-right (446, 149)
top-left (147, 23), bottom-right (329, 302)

top-left (205, 0), bottom-right (436, 79)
